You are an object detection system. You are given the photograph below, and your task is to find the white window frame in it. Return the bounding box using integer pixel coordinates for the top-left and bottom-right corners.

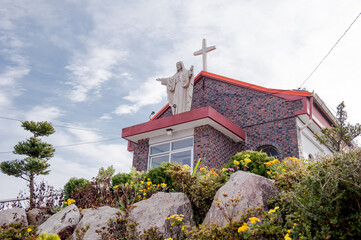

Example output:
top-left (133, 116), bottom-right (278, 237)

top-left (148, 136), bottom-right (194, 171)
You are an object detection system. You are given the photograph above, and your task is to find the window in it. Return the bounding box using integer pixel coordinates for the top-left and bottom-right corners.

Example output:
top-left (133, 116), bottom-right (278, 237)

top-left (257, 145), bottom-right (279, 157)
top-left (148, 137), bottom-right (193, 170)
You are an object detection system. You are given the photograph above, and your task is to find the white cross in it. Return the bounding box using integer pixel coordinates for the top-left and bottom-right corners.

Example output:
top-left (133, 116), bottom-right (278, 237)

top-left (193, 39), bottom-right (216, 72)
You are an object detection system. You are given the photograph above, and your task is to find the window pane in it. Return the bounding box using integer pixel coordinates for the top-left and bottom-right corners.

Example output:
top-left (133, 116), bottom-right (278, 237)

top-left (172, 138), bottom-right (193, 150)
top-left (171, 150), bottom-right (192, 167)
top-left (150, 143), bottom-right (169, 155)
top-left (150, 155), bottom-right (169, 168)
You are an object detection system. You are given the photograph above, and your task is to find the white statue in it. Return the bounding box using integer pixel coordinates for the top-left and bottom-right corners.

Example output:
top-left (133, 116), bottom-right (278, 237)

top-left (157, 61), bottom-right (194, 115)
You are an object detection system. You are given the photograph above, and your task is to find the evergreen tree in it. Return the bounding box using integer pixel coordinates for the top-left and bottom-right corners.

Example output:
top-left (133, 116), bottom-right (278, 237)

top-left (0, 121), bottom-right (55, 209)
top-left (315, 101), bottom-right (361, 152)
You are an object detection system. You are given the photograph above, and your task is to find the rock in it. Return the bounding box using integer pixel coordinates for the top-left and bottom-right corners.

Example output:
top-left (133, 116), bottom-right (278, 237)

top-left (203, 171), bottom-right (279, 227)
top-left (129, 192), bottom-right (195, 237)
top-left (0, 208), bottom-right (28, 226)
top-left (73, 206), bottom-right (123, 240)
top-left (37, 204), bottom-right (80, 235)
top-left (27, 208), bottom-right (50, 225)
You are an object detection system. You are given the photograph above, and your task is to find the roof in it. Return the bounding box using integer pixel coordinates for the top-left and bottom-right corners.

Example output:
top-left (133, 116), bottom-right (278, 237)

top-left (122, 106), bottom-right (246, 143)
top-left (152, 71), bottom-right (311, 120)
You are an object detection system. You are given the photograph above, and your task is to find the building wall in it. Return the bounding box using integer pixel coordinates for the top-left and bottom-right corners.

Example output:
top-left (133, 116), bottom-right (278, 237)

top-left (194, 125), bottom-right (243, 169)
top-left (132, 139), bottom-right (149, 171)
top-left (157, 77), bottom-right (304, 158)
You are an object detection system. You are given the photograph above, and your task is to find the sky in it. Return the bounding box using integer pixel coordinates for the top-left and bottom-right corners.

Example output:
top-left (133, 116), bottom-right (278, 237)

top-left (1, 0), bottom-right (361, 200)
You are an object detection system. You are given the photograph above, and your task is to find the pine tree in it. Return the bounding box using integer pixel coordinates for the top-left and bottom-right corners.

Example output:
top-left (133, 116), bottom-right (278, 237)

top-left (315, 102), bottom-right (361, 152)
top-left (0, 121), bottom-right (55, 209)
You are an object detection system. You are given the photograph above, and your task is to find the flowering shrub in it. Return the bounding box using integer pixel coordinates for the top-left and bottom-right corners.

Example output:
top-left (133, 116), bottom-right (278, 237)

top-left (223, 150), bottom-right (274, 178)
top-left (166, 164), bottom-right (226, 225)
top-left (165, 214), bottom-right (185, 239)
top-left (63, 177), bottom-right (90, 200)
top-left (146, 162), bottom-right (175, 188)
top-left (112, 172), bottom-right (132, 186)
top-left (0, 223), bottom-right (37, 240)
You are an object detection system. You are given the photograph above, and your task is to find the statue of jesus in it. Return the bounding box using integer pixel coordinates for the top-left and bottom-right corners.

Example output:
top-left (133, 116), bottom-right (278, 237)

top-left (157, 61), bottom-right (194, 115)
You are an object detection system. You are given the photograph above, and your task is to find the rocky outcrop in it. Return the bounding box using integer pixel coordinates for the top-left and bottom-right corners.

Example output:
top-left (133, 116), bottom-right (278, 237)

top-left (73, 206), bottom-right (123, 240)
top-left (203, 171), bottom-right (279, 226)
top-left (37, 204), bottom-right (80, 235)
top-left (129, 192), bottom-right (195, 237)
top-left (27, 208), bottom-right (50, 225)
top-left (0, 208), bottom-right (28, 226)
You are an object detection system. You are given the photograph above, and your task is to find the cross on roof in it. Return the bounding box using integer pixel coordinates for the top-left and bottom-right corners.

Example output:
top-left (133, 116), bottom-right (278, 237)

top-left (193, 39), bottom-right (216, 72)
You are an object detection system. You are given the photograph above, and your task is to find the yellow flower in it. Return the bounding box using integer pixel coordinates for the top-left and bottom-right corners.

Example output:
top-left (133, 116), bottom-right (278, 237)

top-left (143, 192), bottom-right (146, 196)
top-left (130, 181), bottom-right (134, 184)
top-left (138, 195), bottom-right (141, 198)
top-left (222, 168), bottom-right (227, 172)
top-left (244, 158), bottom-right (251, 164)
top-left (284, 233), bottom-right (291, 240)
top-left (181, 225), bottom-right (185, 231)
top-left (67, 198), bottom-right (76, 205)
top-left (140, 181), bottom-right (144, 184)
top-left (237, 222), bottom-right (249, 232)
top-left (113, 185), bottom-right (119, 189)
top-left (233, 160), bottom-right (240, 165)
top-left (282, 168), bottom-right (286, 172)
top-left (165, 237), bottom-right (173, 240)
top-left (264, 162), bottom-right (272, 166)
top-left (288, 229), bottom-right (291, 233)
top-left (274, 206), bottom-right (279, 210)
top-left (147, 181), bottom-right (152, 186)
top-left (245, 154), bottom-right (250, 158)
top-left (27, 228), bottom-right (32, 232)
top-left (161, 183), bottom-right (167, 188)
top-left (267, 171), bottom-right (271, 175)
top-left (268, 209), bottom-right (276, 214)
top-left (249, 217), bottom-right (261, 224)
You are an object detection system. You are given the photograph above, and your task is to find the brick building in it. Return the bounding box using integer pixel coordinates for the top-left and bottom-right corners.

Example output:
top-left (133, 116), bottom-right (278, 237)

top-left (122, 71), bottom-right (334, 171)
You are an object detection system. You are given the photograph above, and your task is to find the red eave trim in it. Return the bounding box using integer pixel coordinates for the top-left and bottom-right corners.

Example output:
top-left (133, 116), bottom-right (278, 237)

top-left (122, 106), bottom-right (246, 141)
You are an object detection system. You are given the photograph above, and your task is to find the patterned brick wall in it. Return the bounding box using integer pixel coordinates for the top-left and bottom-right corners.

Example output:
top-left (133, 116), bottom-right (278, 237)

top-left (157, 77), bottom-right (303, 158)
top-left (194, 125), bottom-right (243, 169)
top-left (132, 139), bottom-right (149, 171)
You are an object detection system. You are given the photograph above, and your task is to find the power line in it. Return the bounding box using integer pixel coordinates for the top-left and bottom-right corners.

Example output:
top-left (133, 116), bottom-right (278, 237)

top-left (0, 116), bottom-right (119, 136)
top-left (0, 137), bottom-right (123, 155)
top-left (299, 11), bottom-right (361, 88)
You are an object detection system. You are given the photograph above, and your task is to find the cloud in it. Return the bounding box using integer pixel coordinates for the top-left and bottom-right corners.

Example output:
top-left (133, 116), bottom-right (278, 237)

top-left (113, 77), bottom-right (166, 115)
top-left (24, 106), bottom-right (62, 122)
top-left (66, 46), bottom-right (128, 102)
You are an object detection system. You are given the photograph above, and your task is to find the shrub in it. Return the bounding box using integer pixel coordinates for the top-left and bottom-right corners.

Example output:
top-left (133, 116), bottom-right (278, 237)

top-left (112, 173), bottom-right (132, 186)
top-left (166, 164), bottom-right (226, 225)
top-left (146, 162), bottom-right (175, 188)
top-left (0, 223), bottom-right (37, 240)
top-left (223, 150), bottom-right (273, 178)
top-left (63, 177), bottom-right (90, 200)
top-left (36, 233), bottom-right (61, 240)
top-left (289, 149), bottom-right (361, 239)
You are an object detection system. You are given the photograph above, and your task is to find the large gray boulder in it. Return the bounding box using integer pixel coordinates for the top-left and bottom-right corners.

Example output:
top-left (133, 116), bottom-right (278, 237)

top-left (203, 171), bottom-right (279, 226)
top-left (37, 204), bottom-right (80, 235)
top-left (129, 192), bottom-right (195, 237)
top-left (73, 206), bottom-right (123, 240)
top-left (0, 208), bottom-right (28, 226)
top-left (27, 208), bottom-right (50, 225)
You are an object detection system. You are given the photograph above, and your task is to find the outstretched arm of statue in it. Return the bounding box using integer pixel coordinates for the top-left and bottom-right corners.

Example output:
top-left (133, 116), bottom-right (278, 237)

top-left (156, 77), bottom-right (168, 85)
top-left (189, 65), bottom-right (194, 78)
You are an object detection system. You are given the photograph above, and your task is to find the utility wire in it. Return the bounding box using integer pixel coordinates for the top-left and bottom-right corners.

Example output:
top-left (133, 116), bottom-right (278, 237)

top-left (299, 12), bottom-right (361, 88)
top-left (0, 137), bottom-right (123, 155)
top-left (0, 116), bottom-right (119, 136)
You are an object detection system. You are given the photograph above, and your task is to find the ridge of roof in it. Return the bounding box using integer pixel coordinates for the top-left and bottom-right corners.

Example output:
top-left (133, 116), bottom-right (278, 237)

top-left (152, 71), bottom-right (311, 120)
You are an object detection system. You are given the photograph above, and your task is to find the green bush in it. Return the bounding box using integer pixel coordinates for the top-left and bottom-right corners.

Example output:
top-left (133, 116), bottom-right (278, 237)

top-left (63, 177), bottom-right (90, 200)
top-left (146, 162), bottom-right (175, 188)
top-left (36, 233), bottom-right (61, 240)
top-left (289, 150), bottom-right (361, 239)
top-left (223, 150), bottom-right (274, 178)
top-left (112, 172), bottom-right (132, 186)
top-left (0, 223), bottom-right (37, 240)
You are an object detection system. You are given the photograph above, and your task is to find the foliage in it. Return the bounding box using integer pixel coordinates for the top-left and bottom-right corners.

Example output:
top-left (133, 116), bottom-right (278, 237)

top-left (166, 164), bottom-right (226, 225)
top-left (146, 162), bottom-right (175, 188)
top-left (98, 212), bottom-right (138, 240)
top-left (0, 121), bottom-right (55, 209)
top-left (57, 225), bottom-right (76, 240)
top-left (95, 165), bottom-right (115, 189)
top-left (288, 149), bottom-right (361, 239)
top-left (223, 150), bottom-right (273, 178)
top-left (0, 223), bottom-right (37, 240)
top-left (0, 180), bottom-right (63, 212)
top-left (112, 172), bottom-right (132, 186)
top-left (315, 101), bottom-right (361, 152)
top-left (36, 233), bottom-right (60, 240)
top-left (63, 177), bottom-right (90, 200)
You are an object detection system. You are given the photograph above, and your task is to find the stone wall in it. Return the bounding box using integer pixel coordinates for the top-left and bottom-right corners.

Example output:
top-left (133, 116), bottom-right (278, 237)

top-left (132, 139), bottom-right (149, 171)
